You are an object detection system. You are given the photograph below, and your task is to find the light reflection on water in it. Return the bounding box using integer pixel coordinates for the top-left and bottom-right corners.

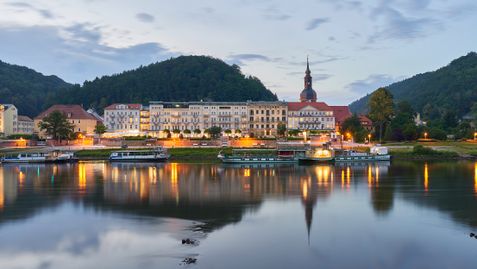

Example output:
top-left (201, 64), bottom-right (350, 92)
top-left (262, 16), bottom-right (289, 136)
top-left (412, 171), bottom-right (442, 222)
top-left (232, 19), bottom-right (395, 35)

top-left (0, 161), bottom-right (477, 268)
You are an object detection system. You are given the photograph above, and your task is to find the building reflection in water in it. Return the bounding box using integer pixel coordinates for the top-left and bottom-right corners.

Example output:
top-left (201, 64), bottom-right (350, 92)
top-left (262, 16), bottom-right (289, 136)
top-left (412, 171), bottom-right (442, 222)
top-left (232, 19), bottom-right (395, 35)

top-left (474, 162), bottom-right (477, 196)
top-left (0, 161), bottom-right (397, 240)
top-left (424, 163), bottom-right (429, 192)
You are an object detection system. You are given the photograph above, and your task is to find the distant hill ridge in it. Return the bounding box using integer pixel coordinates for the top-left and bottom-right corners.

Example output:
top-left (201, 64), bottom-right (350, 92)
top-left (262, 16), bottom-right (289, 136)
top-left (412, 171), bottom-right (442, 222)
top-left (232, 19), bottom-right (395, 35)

top-left (349, 52), bottom-right (477, 118)
top-left (59, 55), bottom-right (278, 111)
top-left (0, 60), bottom-right (72, 117)
top-left (0, 56), bottom-right (278, 117)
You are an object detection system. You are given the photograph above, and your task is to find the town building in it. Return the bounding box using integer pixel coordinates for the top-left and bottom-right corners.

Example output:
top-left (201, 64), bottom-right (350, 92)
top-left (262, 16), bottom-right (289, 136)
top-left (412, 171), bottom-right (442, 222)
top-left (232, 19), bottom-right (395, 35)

top-left (248, 101), bottom-right (288, 137)
top-left (34, 105), bottom-right (101, 138)
top-left (17, 115), bottom-right (34, 134)
top-left (0, 104), bottom-right (18, 136)
top-left (329, 106), bottom-right (352, 132)
top-left (149, 101), bottom-right (249, 137)
top-left (103, 104), bottom-right (143, 135)
top-left (358, 115), bottom-right (373, 132)
top-left (287, 59), bottom-right (336, 131)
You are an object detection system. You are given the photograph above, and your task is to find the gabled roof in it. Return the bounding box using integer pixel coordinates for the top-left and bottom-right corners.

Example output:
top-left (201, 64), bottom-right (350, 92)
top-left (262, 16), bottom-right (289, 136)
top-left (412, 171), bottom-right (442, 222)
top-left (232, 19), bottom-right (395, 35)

top-left (329, 106), bottom-right (352, 123)
top-left (358, 115), bottom-right (373, 125)
top-left (104, 103), bottom-right (142, 110)
top-left (35, 105), bottom-right (97, 120)
top-left (288, 102), bottom-right (331, 111)
top-left (18, 115), bottom-right (33, 122)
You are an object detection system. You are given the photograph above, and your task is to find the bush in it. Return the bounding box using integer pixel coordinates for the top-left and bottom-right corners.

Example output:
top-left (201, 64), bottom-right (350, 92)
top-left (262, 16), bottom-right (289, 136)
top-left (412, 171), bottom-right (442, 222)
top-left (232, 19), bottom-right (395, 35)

top-left (413, 145), bottom-right (435, 155)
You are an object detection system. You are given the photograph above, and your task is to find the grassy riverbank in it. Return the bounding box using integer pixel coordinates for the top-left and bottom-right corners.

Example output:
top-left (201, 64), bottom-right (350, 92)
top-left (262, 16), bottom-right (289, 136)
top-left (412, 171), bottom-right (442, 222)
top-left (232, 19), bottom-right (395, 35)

top-left (75, 147), bottom-right (235, 163)
top-left (389, 145), bottom-right (463, 160)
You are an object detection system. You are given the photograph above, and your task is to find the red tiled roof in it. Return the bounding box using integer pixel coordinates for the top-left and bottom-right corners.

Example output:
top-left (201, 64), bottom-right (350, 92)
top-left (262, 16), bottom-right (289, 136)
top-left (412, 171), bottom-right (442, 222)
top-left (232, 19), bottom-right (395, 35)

top-left (330, 106), bottom-right (352, 123)
top-left (104, 103), bottom-right (142, 110)
top-left (287, 102), bottom-right (332, 111)
top-left (359, 115), bottom-right (373, 125)
top-left (18, 115), bottom-right (33, 122)
top-left (35, 105), bottom-right (97, 120)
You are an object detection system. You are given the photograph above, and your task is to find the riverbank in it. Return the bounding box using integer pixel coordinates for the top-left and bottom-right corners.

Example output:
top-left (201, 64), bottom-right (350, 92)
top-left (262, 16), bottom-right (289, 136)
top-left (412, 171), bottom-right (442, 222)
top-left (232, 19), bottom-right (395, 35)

top-left (75, 147), bottom-right (234, 163)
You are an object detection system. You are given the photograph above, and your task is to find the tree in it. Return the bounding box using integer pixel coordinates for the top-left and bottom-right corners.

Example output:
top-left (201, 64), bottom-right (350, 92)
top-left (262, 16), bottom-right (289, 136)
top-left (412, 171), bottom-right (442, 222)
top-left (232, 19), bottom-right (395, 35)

top-left (340, 114), bottom-right (366, 143)
top-left (368, 88), bottom-right (394, 142)
top-left (224, 129), bottom-right (232, 135)
top-left (207, 126), bottom-right (222, 138)
top-left (172, 129), bottom-right (181, 134)
top-left (288, 129), bottom-right (301, 136)
top-left (235, 129), bottom-right (242, 134)
top-left (94, 123), bottom-right (107, 136)
top-left (193, 129), bottom-right (202, 136)
top-left (38, 110), bottom-right (75, 142)
top-left (183, 129), bottom-right (191, 136)
top-left (277, 123), bottom-right (287, 137)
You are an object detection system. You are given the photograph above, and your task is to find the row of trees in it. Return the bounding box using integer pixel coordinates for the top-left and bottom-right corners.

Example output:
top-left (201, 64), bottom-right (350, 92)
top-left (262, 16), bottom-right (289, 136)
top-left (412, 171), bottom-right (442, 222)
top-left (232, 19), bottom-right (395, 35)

top-left (362, 87), bottom-right (476, 142)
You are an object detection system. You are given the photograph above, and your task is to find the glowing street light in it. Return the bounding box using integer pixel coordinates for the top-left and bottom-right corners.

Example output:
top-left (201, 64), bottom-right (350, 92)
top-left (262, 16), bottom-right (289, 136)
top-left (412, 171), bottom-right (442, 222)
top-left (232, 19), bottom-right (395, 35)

top-left (368, 134), bottom-right (372, 143)
top-left (474, 132), bottom-right (477, 140)
top-left (424, 132), bottom-right (428, 140)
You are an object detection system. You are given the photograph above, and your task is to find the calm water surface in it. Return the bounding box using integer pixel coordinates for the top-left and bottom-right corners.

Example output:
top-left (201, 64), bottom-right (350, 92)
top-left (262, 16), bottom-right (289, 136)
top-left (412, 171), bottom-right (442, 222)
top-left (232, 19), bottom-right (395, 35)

top-left (1, 161), bottom-right (477, 269)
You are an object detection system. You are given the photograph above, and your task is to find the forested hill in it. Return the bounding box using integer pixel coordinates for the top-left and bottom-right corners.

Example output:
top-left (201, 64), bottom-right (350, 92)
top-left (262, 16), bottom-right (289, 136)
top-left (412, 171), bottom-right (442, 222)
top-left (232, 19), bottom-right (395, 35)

top-left (349, 52), bottom-right (477, 118)
top-left (59, 56), bottom-right (278, 110)
top-left (0, 61), bottom-right (72, 117)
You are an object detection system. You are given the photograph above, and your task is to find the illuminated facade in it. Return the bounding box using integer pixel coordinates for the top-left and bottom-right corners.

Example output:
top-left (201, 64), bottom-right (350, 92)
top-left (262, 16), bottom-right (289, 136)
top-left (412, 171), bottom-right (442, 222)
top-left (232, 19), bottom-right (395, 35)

top-left (149, 101), bottom-right (249, 137)
top-left (34, 105), bottom-right (101, 137)
top-left (103, 104), bottom-right (144, 135)
top-left (0, 104), bottom-right (18, 136)
top-left (17, 115), bottom-right (34, 134)
top-left (247, 101), bottom-right (288, 137)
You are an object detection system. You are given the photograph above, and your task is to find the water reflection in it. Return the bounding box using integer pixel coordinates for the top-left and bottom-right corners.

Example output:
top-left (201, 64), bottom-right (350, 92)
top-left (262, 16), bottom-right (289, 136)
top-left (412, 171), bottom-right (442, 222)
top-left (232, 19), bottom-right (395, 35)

top-left (0, 161), bottom-right (477, 268)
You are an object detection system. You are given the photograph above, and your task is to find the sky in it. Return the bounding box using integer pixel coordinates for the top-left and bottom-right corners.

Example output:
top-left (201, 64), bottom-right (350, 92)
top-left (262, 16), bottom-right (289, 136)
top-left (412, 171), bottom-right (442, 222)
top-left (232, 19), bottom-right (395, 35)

top-left (0, 0), bottom-right (476, 105)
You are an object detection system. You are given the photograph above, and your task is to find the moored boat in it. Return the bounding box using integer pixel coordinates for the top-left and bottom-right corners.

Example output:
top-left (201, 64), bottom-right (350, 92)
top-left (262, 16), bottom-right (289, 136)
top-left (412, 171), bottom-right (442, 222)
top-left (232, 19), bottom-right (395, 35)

top-left (298, 147), bottom-right (335, 163)
top-left (1, 150), bottom-right (78, 163)
top-left (334, 146), bottom-right (390, 162)
top-left (109, 147), bottom-right (169, 162)
top-left (218, 149), bottom-right (298, 164)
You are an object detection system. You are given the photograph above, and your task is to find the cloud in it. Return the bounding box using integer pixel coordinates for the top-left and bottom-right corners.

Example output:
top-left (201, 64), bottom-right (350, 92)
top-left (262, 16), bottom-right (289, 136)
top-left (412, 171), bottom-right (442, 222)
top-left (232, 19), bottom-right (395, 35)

top-left (0, 24), bottom-right (177, 83)
top-left (7, 1), bottom-right (55, 19)
top-left (313, 74), bottom-right (333, 81)
top-left (262, 6), bottom-right (291, 21)
top-left (322, 0), bottom-right (363, 11)
top-left (227, 53), bottom-right (273, 65)
top-left (368, 2), bottom-right (441, 42)
top-left (305, 17), bottom-right (330, 31)
top-left (135, 12), bottom-right (155, 23)
top-left (346, 74), bottom-right (401, 95)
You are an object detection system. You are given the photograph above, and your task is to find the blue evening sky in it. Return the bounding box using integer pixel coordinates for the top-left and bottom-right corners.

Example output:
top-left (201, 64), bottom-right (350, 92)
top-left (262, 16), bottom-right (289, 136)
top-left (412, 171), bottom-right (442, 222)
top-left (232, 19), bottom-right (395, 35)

top-left (0, 0), bottom-right (476, 104)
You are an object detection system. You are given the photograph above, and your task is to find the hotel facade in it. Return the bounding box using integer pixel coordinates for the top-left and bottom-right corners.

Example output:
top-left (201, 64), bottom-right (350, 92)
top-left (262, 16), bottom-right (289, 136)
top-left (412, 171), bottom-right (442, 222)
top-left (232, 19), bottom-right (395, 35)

top-left (102, 60), bottom-right (353, 137)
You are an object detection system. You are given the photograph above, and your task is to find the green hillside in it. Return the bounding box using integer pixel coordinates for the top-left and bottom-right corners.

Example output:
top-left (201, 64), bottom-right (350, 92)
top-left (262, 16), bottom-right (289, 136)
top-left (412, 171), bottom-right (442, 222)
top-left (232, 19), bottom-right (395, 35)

top-left (349, 52), bottom-right (477, 119)
top-left (0, 61), bottom-right (72, 117)
top-left (60, 55), bottom-right (278, 110)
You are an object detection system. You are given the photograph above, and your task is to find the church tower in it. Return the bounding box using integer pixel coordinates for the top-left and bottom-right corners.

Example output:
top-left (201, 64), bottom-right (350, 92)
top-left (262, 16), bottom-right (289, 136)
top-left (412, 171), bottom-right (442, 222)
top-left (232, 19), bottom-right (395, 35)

top-left (300, 57), bottom-right (317, 102)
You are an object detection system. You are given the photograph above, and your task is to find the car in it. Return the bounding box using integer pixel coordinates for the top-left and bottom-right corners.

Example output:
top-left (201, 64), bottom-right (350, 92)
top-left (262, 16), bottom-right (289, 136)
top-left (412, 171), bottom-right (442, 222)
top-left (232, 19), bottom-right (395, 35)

top-left (201, 143), bottom-right (208, 146)
top-left (192, 143), bottom-right (199, 146)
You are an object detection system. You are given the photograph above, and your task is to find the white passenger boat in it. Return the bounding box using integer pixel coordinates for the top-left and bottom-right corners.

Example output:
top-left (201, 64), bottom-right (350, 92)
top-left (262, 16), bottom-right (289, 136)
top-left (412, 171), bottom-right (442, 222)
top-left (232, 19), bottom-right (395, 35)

top-left (2, 152), bottom-right (49, 163)
top-left (217, 149), bottom-right (298, 164)
top-left (1, 150), bottom-right (78, 163)
top-left (334, 146), bottom-right (391, 162)
top-left (109, 147), bottom-right (169, 162)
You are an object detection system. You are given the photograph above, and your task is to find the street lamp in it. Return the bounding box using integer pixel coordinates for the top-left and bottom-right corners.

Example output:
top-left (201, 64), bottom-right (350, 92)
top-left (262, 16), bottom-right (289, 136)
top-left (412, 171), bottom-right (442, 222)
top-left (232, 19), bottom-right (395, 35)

top-left (474, 132), bottom-right (477, 140)
top-left (368, 134), bottom-right (372, 143)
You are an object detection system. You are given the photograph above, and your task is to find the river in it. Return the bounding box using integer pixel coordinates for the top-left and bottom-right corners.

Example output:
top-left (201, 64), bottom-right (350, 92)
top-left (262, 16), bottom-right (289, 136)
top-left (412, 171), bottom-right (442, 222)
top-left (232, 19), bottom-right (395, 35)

top-left (0, 161), bottom-right (476, 268)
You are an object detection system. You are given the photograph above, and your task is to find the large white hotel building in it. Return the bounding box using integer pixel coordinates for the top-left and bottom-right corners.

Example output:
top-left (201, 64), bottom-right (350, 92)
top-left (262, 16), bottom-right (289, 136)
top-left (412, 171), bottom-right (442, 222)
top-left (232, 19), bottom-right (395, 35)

top-left (103, 60), bottom-right (351, 137)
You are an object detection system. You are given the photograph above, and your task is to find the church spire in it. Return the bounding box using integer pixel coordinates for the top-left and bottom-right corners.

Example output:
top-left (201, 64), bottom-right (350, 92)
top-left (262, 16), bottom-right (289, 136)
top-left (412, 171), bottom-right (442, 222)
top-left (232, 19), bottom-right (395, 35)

top-left (300, 56), bottom-right (317, 102)
top-left (304, 57), bottom-right (312, 90)
top-left (306, 56), bottom-right (310, 74)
